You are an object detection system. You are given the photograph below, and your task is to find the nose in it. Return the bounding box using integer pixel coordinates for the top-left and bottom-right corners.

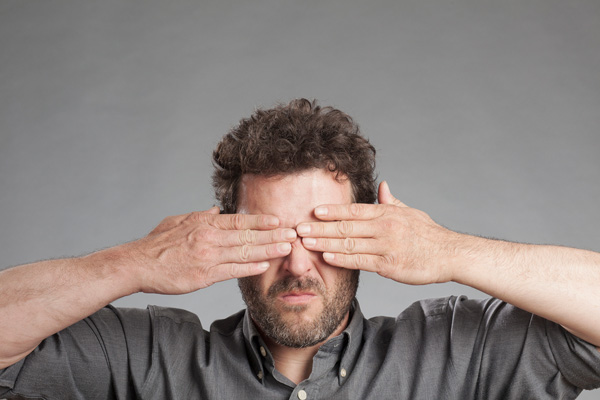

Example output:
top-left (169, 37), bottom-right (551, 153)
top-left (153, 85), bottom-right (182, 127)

top-left (282, 237), bottom-right (313, 277)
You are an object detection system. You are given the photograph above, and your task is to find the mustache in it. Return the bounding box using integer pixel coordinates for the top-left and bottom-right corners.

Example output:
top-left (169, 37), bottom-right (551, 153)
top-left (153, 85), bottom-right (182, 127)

top-left (267, 277), bottom-right (325, 297)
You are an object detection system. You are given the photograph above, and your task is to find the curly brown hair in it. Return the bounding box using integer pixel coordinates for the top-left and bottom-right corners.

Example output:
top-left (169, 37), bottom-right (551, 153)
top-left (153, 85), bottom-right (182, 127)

top-left (212, 98), bottom-right (377, 213)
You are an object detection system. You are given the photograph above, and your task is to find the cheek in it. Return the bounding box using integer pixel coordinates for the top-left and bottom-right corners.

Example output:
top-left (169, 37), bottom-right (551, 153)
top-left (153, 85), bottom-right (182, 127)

top-left (258, 258), bottom-right (286, 287)
top-left (266, 256), bottom-right (286, 270)
top-left (315, 257), bottom-right (345, 287)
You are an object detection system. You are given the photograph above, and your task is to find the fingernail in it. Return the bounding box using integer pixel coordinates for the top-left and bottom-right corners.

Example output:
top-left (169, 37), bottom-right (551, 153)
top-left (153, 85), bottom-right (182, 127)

top-left (323, 252), bottom-right (334, 261)
top-left (302, 238), bottom-right (316, 247)
top-left (314, 207), bottom-right (328, 217)
top-left (296, 224), bottom-right (310, 235)
top-left (277, 242), bottom-right (291, 253)
top-left (284, 229), bottom-right (297, 240)
top-left (258, 262), bottom-right (270, 270)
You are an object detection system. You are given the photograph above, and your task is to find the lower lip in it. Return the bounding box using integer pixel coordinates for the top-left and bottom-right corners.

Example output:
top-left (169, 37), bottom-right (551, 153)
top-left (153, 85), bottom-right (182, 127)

top-left (279, 294), bottom-right (316, 304)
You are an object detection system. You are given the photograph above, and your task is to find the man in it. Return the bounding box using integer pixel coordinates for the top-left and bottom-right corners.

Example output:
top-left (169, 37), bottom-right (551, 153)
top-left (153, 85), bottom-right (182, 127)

top-left (0, 99), bottom-right (599, 399)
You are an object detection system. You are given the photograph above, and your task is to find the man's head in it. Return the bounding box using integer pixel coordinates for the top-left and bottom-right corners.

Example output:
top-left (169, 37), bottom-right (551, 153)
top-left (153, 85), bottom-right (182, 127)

top-left (212, 99), bottom-right (376, 348)
top-left (212, 98), bottom-right (377, 213)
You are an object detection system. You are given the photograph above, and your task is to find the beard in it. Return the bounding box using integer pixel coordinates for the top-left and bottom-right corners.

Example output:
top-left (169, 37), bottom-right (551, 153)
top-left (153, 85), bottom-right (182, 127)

top-left (238, 270), bottom-right (359, 348)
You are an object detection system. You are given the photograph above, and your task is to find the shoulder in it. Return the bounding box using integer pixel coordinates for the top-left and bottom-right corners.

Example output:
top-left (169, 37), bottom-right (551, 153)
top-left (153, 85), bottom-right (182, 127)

top-left (395, 295), bottom-right (530, 324)
top-left (361, 296), bottom-right (531, 342)
top-left (147, 305), bottom-right (202, 326)
top-left (142, 306), bottom-right (247, 345)
top-left (209, 309), bottom-right (246, 337)
top-left (398, 296), bottom-right (455, 320)
top-left (104, 305), bottom-right (246, 339)
top-left (363, 296), bottom-right (458, 329)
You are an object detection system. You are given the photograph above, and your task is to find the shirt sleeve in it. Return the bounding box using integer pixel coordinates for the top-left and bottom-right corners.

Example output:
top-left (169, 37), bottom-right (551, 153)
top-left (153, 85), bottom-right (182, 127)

top-left (448, 296), bottom-right (600, 397)
top-left (0, 305), bottom-right (153, 400)
top-left (546, 320), bottom-right (600, 390)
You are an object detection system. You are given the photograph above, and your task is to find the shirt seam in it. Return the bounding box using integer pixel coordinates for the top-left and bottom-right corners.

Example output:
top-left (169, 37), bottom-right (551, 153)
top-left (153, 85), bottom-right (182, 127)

top-left (6, 388), bottom-right (48, 400)
top-left (140, 306), bottom-right (160, 398)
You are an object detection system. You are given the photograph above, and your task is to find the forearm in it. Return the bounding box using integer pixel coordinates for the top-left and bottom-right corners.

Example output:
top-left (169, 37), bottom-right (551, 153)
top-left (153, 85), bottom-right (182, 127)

top-left (298, 183), bottom-right (600, 346)
top-left (451, 234), bottom-right (600, 347)
top-left (0, 245), bottom-right (138, 368)
top-left (0, 210), bottom-right (293, 369)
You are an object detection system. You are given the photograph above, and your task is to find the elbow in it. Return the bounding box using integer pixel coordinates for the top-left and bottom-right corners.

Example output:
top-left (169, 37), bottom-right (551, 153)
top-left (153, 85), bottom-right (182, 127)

top-left (0, 346), bottom-right (38, 369)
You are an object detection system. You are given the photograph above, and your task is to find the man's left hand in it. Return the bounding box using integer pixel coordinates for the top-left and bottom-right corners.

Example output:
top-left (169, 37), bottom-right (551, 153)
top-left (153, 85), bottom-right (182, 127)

top-left (297, 181), bottom-right (460, 285)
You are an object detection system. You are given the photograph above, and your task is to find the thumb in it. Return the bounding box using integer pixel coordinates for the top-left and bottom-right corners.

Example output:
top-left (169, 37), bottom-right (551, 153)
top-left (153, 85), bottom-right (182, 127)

top-left (378, 181), bottom-right (407, 207)
top-left (206, 206), bottom-right (221, 215)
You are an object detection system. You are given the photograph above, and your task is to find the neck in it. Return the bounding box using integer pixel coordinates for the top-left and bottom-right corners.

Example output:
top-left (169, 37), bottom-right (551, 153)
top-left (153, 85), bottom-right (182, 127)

top-left (262, 312), bottom-right (350, 385)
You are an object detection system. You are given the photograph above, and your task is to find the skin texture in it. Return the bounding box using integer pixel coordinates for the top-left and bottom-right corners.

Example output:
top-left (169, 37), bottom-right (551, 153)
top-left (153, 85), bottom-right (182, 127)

top-left (1, 168), bottom-right (598, 384)
top-left (236, 170), bottom-right (359, 383)
top-left (296, 180), bottom-right (600, 351)
top-left (238, 272), bottom-right (358, 349)
top-left (0, 210), bottom-right (296, 369)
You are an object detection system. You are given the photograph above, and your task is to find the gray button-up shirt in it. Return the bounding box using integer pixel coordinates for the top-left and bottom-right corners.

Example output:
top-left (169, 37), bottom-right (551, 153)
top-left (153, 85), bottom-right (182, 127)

top-left (1, 296), bottom-right (600, 399)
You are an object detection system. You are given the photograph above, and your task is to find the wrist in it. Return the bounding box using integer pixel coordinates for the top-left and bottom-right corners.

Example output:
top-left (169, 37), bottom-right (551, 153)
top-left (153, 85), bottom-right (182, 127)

top-left (443, 232), bottom-right (494, 285)
top-left (80, 242), bottom-right (144, 297)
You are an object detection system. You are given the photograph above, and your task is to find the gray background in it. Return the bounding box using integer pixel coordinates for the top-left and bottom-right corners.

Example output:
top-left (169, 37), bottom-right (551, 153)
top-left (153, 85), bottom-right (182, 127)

top-left (1, 0), bottom-right (599, 397)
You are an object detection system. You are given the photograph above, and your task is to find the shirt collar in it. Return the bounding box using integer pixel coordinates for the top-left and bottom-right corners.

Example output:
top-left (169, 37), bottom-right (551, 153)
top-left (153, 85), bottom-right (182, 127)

top-left (242, 299), bottom-right (365, 385)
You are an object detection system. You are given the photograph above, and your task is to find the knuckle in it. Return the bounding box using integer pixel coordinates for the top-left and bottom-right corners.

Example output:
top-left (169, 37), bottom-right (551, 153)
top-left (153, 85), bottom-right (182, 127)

top-left (336, 220), bottom-right (353, 236)
top-left (232, 214), bottom-right (245, 230)
top-left (189, 211), bottom-right (205, 222)
top-left (239, 229), bottom-right (256, 245)
top-left (343, 237), bottom-right (356, 253)
top-left (187, 229), bottom-right (197, 243)
top-left (198, 226), bottom-right (212, 240)
top-left (354, 254), bottom-right (366, 269)
top-left (190, 227), bottom-right (210, 243)
top-left (349, 203), bottom-right (362, 218)
top-left (239, 245), bottom-right (251, 262)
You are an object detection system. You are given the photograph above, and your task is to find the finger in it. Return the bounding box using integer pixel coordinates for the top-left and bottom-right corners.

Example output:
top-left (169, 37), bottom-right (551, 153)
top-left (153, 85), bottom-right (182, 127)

top-left (378, 181), bottom-right (408, 207)
top-left (205, 261), bottom-right (272, 285)
top-left (205, 213), bottom-right (280, 231)
top-left (219, 227), bottom-right (297, 246)
top-left (302, 237), bottom-right (383, 254)
top-left (296, 220), bottom-right (377, 238)
top-left (313, 203), bottom-right (386, 221)
top-left (207, 206), bottom-right (221, 215)
top-left (219, 242), bottom-right (292, 264)
top-left (321, 252), bottom-right (382, 273)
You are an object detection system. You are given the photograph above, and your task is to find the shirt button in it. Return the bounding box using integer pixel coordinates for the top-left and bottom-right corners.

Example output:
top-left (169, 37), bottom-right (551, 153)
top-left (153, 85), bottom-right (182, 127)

top-left (259, 346), bottom-right (267, 357)
top-left (340, 368), bottom-right (347, 378)
top-left (297, 389), bottom-right (307, 400)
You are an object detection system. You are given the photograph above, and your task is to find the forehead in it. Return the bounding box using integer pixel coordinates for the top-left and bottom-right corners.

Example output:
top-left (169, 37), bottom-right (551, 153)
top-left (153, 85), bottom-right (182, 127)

top-left (238, 169), bottom-right (352, 227)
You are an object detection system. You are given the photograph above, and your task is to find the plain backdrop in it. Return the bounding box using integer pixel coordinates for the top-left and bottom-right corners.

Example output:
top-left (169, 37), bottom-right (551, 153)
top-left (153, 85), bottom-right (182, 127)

top-left (1, 0), bottom-right (599, 398)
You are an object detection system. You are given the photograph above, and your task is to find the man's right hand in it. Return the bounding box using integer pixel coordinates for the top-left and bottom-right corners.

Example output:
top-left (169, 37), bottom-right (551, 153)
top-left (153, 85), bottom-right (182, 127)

top-left (123, 207), bottom-right (296, 295)
top-left (0, 208), bottom-right (296, 368)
